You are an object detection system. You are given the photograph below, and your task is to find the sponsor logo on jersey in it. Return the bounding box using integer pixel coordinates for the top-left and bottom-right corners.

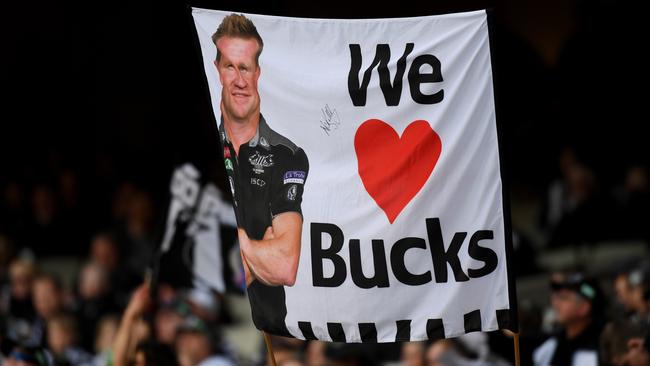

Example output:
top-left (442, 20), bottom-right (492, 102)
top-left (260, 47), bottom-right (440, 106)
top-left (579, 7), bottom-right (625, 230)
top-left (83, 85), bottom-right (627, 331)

top-left (251, 178), bottom-right (266, 187)
top-left (283, 170), bottom-right (306, 184)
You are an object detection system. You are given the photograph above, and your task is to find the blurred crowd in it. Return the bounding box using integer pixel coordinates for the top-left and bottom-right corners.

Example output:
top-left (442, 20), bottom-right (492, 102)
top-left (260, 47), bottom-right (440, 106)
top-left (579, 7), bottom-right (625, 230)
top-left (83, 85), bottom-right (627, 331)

top-left (0, 143), bottom-right (648, 366)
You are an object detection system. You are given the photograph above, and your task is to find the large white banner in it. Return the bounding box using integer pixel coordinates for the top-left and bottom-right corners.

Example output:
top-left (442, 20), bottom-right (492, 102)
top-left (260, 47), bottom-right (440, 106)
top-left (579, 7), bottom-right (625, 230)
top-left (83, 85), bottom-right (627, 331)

top-left (192, 8), bottom-right (517, 342)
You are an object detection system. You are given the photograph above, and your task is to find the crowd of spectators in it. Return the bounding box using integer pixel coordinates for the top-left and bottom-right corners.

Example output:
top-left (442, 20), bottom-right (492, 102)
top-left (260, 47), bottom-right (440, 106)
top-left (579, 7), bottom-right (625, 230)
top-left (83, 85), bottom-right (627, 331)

top-left (0, 144), bottom-right (649, 366)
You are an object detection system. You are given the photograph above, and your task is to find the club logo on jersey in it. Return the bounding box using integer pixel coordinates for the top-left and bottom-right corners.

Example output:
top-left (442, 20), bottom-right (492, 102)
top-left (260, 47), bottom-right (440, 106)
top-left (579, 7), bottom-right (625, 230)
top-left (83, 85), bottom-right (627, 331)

top-left (287, 184), bottom-right (298, 201)
top-left (249, 151), bottom-right (274, 174)
top-left (284, 171), bottom-right (306, 184)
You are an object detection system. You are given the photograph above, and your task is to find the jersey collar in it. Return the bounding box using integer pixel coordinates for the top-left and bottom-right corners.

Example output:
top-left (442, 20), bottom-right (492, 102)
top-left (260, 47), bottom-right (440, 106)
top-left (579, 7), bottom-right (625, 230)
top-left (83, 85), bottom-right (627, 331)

top-left (219, 114), bottom-right (271, 150)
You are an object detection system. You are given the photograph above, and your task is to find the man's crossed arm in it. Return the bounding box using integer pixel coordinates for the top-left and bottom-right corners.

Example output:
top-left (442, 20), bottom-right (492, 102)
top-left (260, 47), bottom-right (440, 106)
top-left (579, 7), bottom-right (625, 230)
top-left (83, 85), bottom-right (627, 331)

top-left (238, 212), bottom-right (302, 287)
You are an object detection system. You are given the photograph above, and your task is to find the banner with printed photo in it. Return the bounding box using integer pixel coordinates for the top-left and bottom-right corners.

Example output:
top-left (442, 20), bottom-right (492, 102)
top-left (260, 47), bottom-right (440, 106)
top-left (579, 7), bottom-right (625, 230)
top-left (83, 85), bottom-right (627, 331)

top-left (191, 8), bottom-right (517, 342)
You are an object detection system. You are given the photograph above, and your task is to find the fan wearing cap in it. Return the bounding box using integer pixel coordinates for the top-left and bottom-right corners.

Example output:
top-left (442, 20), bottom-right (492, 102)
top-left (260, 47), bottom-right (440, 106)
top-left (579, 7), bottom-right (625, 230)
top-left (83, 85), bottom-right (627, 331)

top-left (533, 273), bottom-right (606, 366)
top-left (627, 265), bottom-right (650, 322)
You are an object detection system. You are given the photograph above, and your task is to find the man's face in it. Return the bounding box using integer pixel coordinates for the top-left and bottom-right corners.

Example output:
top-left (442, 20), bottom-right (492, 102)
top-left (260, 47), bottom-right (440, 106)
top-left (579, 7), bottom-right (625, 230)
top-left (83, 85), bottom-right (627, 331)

top-left (630, 285), bottom-right (647, 313)
top-left (215, 36), bottom-right (261, 123)
top-left (33, 279), bottom-right (62, 319)
top-left (402, 342), bottom-right (424, 366)
top-left (175, 332), bottom-right (211, 366)
top-left (425, 341), bottom-right (452, 366)
top-left (154, 309), bottom-right (183, 345)
top-left (10, 266), bottom-right (32, 300)
top-left (551, 289), bottom-right (590, 325)
top-left (615, 274), bottom-right (634, 311)
top-left (47, 322), bottom-right (73, 354)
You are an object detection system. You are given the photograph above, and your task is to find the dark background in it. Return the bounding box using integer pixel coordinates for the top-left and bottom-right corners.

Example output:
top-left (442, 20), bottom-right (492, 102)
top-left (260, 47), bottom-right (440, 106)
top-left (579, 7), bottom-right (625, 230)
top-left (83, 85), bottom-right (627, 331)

top-left (0, 0), bottom-right (647, 265)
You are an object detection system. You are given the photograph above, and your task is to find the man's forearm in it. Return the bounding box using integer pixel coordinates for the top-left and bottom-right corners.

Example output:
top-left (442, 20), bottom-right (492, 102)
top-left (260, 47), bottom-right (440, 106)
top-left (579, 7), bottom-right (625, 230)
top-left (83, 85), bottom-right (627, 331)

top-left (241, 232), bottom-right (300, 286)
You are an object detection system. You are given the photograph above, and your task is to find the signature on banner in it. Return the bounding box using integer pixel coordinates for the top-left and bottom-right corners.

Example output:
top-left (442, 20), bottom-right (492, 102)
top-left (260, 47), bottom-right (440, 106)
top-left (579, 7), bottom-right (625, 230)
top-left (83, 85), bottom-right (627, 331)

top-left (319, 104), bottom-right (341, 136)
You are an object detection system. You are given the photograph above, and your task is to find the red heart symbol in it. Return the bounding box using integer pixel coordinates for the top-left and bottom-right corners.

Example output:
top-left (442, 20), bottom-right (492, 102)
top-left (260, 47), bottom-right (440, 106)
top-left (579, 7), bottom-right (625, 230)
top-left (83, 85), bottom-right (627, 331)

top-left (354, 119), bottom-right (442, 224)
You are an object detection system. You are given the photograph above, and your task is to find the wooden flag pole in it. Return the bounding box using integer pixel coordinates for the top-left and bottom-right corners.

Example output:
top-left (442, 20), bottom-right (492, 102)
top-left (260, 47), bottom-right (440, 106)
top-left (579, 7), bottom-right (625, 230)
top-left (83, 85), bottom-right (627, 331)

top-left (262, 331), bottom-right (277, 366)
top-left (514, 332), bottom-right (521, 366)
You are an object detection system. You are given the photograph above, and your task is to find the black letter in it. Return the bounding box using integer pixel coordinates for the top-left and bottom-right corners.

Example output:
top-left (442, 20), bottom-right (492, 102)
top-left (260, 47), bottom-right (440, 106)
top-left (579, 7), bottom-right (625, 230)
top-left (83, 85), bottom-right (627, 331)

top-left (426, 218), bottom-right (469, 283)
top-left (467, 230), bottom-right (497, 278)
top-left (349, 239), bottom-right (390, 288)
top-left (311, 223), bottom-right (347, 287)
top-left (390, 237), bottom-right (432, 286)
top-left (408, 54), bottom-right (444, 104)
top-left (348, 43), bottom-right (414, 106)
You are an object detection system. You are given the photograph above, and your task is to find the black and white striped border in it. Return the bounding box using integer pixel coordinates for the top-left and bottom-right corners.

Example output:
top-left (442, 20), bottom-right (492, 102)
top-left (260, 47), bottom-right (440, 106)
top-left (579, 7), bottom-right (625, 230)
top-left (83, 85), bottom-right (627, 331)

top-left (297, 309), bottom-right (513, 342)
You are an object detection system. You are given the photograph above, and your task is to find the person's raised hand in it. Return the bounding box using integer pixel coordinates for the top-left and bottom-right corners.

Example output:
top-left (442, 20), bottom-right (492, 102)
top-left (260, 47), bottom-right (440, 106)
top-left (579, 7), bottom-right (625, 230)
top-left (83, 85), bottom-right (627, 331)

top-left (125, 282), bottom-right (151, 319)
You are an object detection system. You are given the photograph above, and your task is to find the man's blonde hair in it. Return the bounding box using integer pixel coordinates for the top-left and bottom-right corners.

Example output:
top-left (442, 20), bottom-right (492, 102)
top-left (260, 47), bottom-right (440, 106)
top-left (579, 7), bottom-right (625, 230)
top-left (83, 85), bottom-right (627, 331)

top-left (212, 13), bottom-right (264, 66)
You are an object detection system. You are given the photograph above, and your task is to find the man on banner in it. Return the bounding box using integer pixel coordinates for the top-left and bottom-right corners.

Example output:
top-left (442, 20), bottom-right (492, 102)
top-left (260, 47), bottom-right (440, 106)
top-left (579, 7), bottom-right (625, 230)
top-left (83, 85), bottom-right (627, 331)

top-left (212, 14), bottom-right (309, 336)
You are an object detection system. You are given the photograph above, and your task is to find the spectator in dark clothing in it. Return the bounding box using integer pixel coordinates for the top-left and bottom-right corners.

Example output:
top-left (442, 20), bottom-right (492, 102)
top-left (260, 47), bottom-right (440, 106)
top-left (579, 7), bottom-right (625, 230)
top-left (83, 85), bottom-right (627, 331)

top-left (174, 316), bottom-right (235, 366)
top-left (154, 297), bottom-right (188, 346)
top-left (112, 189), bottom-right (157, 288)
top-left (325, 343), bottom-right (377, 366)
top-left (533, 273), bottom-right (606, 366)
top-left (1, 343), bottom-right (54, 366)
top-left (0, 233), bottom-right (14, 283)
top-left (56, 169), bottom-right (90, 256)
top-left (89, 232), bottom-right (132, 307)
top-left (27, 185), bottom-right (65, 257)
top-left (627, 264), bottom-right (650, 324)
top-left (28, 273), bottom-right (68, 347)
top-left (541, 153), bottom-right (618, 248)
top-left (615, 164), bottom-right (650, 242)
top-left (599, 319), bottom-right (646, 366)
top-left (46, 313), bottom-right (93, 366)
top-left (2, 259), bottom-right (36, 343)
top-left (613, 266), bottom-right (639, 320)
top-left (0, 181), bottom-right (29, 245)
top-left (134, 340), bottom-right (179, 366)
top-left (74, 261), bottom-right (119, 352)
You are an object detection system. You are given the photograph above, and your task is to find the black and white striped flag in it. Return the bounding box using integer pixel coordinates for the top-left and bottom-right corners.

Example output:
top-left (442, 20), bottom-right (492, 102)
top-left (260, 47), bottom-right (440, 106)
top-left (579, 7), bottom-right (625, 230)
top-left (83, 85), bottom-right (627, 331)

top-left (156, 163), bottom-right (240, 293)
